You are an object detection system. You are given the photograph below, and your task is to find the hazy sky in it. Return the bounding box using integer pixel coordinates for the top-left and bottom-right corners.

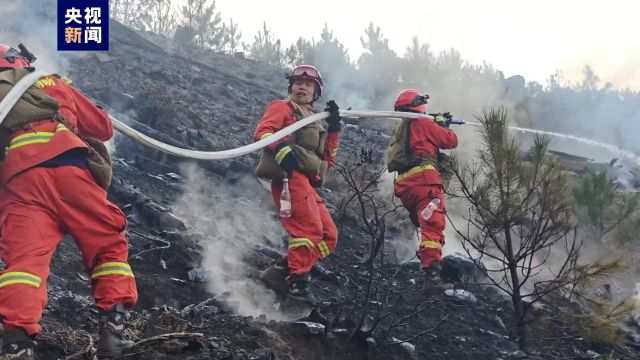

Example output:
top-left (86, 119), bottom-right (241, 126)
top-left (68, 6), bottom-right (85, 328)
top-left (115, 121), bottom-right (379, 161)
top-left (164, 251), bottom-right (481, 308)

top-left (174, 0), bottom-right (640, 89)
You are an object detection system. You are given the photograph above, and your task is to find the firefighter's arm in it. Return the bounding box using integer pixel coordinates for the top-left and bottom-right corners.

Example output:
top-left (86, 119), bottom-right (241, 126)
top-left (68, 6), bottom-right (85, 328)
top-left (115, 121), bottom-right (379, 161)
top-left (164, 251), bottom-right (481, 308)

top-left (253, 101), bottom-right (292, 152)
top-left (323, 132), bottom-right (340, 168)
top-left (64, 81), bottom-right (113, 141)
top-left (423, 119), bottom-right (458, 149)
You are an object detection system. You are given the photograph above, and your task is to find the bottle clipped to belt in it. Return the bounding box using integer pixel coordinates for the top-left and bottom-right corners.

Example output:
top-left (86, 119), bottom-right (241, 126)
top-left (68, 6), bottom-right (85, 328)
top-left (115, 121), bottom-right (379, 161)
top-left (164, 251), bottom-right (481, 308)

top-left (280, 177), bottom-right (292, 218)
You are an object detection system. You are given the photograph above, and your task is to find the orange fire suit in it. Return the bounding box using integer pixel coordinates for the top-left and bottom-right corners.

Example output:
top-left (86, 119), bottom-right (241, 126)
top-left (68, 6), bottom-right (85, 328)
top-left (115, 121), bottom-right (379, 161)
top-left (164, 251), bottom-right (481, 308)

top-left (393, 117), bottom-right (458, 269)
top-left (0, 75), bottom-right (137, 336)
top-left (254, 100), bottom-right (340, 276)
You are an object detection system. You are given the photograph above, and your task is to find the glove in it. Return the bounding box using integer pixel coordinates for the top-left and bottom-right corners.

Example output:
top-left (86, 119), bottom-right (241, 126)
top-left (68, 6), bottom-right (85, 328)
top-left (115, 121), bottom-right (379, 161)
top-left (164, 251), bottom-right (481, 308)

top-left (275, 143), bottom-right (299, 173)
top-left (324, 100), bottom-right (342, 133)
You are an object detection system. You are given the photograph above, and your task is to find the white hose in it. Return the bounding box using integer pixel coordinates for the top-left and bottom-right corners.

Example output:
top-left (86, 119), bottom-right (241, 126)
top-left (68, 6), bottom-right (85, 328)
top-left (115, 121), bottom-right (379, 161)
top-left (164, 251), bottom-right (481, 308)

top-left (1, 72), bottom-right (433, 160)
top-left (110, 110), bottom-right (432, 160)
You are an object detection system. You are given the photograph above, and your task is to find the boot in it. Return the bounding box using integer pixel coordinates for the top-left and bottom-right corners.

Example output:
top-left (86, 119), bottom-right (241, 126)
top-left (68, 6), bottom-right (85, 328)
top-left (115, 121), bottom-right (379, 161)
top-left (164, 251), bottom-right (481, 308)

top-left (422, 262), bottom-right (449, 295)
top-left (259, 257), bottom-right (289, 296)
top-left (287, 273), bottom-right (314, 304)
top-left (97, 304), bottom-right (135, 358)
top-left (0, 329), bottom-right (36, 360)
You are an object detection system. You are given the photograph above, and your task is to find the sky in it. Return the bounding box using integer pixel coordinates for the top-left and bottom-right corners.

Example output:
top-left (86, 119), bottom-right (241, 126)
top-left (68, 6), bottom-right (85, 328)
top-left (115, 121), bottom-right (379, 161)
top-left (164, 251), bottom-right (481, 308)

top-left (174, 0), bottom-right (640, 90)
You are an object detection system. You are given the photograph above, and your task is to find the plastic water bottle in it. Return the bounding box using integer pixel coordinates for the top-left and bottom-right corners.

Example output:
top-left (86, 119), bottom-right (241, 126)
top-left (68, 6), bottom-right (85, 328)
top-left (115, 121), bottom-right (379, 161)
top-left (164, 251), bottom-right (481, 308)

top-left (421, 197), bottom-right (440, 220)
top-left (280, 177), bottom-right (292, 218)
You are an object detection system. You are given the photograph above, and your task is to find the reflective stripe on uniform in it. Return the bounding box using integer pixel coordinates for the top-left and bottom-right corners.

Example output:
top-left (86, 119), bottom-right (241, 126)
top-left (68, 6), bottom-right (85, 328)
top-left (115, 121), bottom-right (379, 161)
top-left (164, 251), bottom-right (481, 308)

top-left (330, 148), bottom-right (338, 157)
top-left (275, 145), bottom-right (292, 164)
top-left (288, 237), bottom-right (315, 251)
top-left (6, 124), bottom-right (70, 152)
top-left (318, 240), bottom-right (331, 258)
top-left (0, 271), bottom-right (41, 288)
top-left (289, 238), bottom-right (332, 258)
top-left (396, 164), bottom-right (436, 181)
top-left (420, 240), bottom-right (442, 250)
top-left (91, 262), bottom-right (134, 279)
top-left (260, 132), bottom-right (273, 140)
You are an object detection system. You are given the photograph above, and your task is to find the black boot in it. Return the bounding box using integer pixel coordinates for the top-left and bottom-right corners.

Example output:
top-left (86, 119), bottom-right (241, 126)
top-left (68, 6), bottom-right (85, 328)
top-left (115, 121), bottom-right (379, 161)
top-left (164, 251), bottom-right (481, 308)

top-left (259, 257), bottom-right (289, 296)
top-left (0, 329), bottom-right (36, 360)
top-left (422, 262), bottom-right (449, 295)
top-left (287, 273), bottom-right (314, 304)
top-left (97, 304), bottom-right (135, 358)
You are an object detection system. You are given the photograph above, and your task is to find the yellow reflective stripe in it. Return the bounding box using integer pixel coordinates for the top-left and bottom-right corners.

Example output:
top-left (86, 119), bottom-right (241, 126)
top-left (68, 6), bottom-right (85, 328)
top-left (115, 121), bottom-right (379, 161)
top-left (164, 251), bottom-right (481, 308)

top-left (397, 164), bottom-right (436, 181)
top-left (7, 134), bottom-right (55, 150)
top-left (420, 240), bottom-right (442, 250)
top-left (318, 241), bottom-right (331, 258)
top-left (288, 238), bottom-right (315, 250)
top-left (0, 272), bottom-right (41, 288)
top-left (7, 125), bottom-right (70, 151)
top-left (260, 132), bottom-right (273, 140)
top-left (330, 148), bottom-right (338, 157)
top-left (275, 145), bottom-right (292, 164)
top-left (91, 262), bottom-right (134, 279)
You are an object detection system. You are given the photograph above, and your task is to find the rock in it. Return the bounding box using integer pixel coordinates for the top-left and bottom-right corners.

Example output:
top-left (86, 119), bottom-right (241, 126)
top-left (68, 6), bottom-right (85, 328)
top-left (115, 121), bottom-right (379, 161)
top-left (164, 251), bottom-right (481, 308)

top-left (250, 348), bottom-right (275, 360)
top-left (444, 289), bottom-right (478, 304)
top-left (390, 338), bottom-right (417, 360)
top-left (441, 252), bottom-right (488, 284)
top-left (293, 321), bottom-right (325, 335)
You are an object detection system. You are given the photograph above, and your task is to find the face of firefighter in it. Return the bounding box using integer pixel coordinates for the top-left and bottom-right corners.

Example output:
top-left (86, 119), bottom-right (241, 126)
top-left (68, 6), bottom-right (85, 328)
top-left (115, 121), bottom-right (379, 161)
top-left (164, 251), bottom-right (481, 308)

top-left (291, 78), bottom-right (316, 104)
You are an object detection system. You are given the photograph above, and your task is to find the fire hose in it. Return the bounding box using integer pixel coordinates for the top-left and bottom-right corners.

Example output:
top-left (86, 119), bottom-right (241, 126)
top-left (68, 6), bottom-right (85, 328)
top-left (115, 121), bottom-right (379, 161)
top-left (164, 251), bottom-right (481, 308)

top-left (2, 71), bottom-right (639, 168)
top-left (0, 70), bottom-right (448, 160)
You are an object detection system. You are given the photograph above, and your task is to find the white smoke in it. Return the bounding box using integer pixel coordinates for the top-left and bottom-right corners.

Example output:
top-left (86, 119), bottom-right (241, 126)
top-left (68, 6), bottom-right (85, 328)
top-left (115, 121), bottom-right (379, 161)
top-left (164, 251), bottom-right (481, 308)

top-left (173, 164), bottom-right (289, 319)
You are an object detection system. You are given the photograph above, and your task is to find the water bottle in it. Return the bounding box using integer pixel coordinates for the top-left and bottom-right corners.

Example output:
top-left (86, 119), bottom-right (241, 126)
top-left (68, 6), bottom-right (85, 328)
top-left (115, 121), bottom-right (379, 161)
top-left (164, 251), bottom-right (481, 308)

top-left (421, 197), bottom-right (441, 220)
top-left (280, 177), bottom-right (292, 218)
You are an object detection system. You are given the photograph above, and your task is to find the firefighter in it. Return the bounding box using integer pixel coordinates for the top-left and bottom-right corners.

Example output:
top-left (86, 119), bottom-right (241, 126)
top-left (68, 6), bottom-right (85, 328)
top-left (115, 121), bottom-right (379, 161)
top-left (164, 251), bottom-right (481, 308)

top-left (253, 65), bottom-right (341, 304)
top-left (386, 89), bottom-right (458, 293)
top-left (0, 44), bottom-right (137, 359)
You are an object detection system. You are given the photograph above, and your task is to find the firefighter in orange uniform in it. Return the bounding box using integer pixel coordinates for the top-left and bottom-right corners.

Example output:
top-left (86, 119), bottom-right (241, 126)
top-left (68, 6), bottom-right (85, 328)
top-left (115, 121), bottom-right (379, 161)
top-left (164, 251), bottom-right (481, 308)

top-left (387, 89), bottom-right (458, 293)
top-left (0, 44), bottom-right (137, 359)
top-left (253, 65), bottom-right (341, 304)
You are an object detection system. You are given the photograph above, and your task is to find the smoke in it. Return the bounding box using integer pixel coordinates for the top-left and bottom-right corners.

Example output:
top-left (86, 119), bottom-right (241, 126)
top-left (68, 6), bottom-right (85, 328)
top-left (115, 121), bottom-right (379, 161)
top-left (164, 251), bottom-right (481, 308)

top-left (173, 165), bottom-right (290, 319)
top-left (0, 0), bottom-right (69, 74)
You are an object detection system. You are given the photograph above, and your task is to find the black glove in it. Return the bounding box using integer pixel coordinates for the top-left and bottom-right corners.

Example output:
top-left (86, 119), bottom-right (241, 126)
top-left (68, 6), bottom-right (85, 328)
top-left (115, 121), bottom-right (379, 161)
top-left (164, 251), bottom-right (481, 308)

top-left (324, 100), bottom-right (342, 133)
top-left (275, 143), bottom-right (298, 173)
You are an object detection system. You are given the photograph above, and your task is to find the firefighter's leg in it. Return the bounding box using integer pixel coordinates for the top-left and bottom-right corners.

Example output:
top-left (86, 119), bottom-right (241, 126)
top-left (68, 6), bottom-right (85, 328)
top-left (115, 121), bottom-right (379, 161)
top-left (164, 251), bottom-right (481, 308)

top-left (0, 202), bottom-right (62, 337)
top-left (316, 191), bottom-right (338, 258)
top-left (55, 167), bottom-right (136, 357)
top-left (56, 167), bottom-right (137, 310)
top-left (416, 185), bottom-right (446, 269)
top-left (272, 171), bottom-right (323, 304)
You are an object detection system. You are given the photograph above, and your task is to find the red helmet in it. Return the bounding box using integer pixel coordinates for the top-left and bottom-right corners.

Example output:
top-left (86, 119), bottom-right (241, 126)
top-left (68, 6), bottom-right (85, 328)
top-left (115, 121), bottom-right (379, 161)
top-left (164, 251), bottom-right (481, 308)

top-left (0, 44), bottom-right (31, 68)
top-left (287, 64), bottom-right (324, 100)
top-left (394, 89), bottom-right (428, 113)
